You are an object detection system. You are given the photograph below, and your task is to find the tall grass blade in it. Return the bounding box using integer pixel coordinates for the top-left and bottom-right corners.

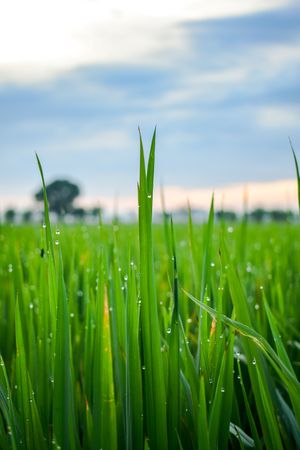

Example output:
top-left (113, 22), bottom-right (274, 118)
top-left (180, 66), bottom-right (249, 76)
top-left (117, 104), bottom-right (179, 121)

top-left (138, 129), bottom-right (168, 449)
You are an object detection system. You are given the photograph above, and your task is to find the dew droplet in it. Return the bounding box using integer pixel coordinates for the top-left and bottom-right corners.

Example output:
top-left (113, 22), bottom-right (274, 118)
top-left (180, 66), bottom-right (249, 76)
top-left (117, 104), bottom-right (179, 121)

top-left (55, 229), bottom-right (60, 235)
top-left (252, 358), bottom-right (256, 365)
top-left (221, 387), bottom-right (225, 393)
top-left (254, 304), bottom-right (260, 310)
top-left (166, 328), bottom-right (171, 334)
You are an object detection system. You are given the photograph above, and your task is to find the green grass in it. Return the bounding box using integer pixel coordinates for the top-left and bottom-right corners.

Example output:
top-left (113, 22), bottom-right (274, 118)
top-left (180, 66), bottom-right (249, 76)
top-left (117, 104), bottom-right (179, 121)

top-left (0, 133), bottom-right (300, 449)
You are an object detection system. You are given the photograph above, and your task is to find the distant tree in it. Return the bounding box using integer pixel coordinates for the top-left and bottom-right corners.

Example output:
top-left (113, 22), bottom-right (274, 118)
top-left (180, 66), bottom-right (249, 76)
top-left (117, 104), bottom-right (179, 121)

top-left (5, 209), bottom-right (16, 223)
top-left (250, 208), bottom-right (266, 223)
top-left (35, 180), bottom-right (80, 216)
top-left (91, 207), bottom-right (102, 220)
top-left (22, 210), bottom-right (33, 223)
top-left (216, 210), bottom-right (237, 222)
top-left (269, 210), bottom-right (293, 222)
top-left (72, 208), bottom-right (86, 221)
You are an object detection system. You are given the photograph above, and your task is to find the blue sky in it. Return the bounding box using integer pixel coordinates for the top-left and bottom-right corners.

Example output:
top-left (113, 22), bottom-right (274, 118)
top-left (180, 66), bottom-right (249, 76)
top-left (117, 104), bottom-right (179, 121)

top-left (0, 0), bottom-right (299, 211)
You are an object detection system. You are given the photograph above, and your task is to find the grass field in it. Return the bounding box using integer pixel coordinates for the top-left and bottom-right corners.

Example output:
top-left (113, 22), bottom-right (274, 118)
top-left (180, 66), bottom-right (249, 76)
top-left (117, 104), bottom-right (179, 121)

top-left (0, 134), bottom-right (300, 449)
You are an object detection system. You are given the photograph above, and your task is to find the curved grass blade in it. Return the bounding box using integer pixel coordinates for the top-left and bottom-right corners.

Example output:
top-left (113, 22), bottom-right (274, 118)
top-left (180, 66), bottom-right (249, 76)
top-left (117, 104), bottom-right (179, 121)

top-left (184, 290), bottom-right (300, 395)
top-left (290, 139), bottom-right (300, 215)
top-left (35, 153), bottom-right (54, 258)
top-left (229, 422), bottom-right (255, 448)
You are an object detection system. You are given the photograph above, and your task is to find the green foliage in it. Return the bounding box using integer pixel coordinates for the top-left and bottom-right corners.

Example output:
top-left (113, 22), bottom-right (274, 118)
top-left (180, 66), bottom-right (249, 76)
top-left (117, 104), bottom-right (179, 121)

top-left (35, 178), bottom-right (80, 215)
top-left (0, 134), bottom-right (299, 449)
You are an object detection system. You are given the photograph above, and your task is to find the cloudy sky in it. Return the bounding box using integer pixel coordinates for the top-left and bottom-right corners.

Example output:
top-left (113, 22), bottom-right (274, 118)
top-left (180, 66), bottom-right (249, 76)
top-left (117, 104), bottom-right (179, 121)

top-left (0, 0), bottom-right (299, 213)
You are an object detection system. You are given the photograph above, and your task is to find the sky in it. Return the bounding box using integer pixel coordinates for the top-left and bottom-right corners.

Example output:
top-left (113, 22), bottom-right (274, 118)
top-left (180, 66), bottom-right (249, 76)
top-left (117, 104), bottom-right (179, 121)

top-left (0, 0), bottom-right (300, 214)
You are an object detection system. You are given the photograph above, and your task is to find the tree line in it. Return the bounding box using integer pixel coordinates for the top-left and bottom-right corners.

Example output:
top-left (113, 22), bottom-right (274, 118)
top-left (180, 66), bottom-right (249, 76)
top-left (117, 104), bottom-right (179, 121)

top-left (1, 179), bottom-right (296, 224)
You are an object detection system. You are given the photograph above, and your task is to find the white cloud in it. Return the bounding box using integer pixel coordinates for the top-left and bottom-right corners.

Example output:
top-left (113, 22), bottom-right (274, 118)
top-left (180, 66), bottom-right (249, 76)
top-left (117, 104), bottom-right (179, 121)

top-left (0, 0), bottom-right (290, 83)
top-left (57, 130), bottom-right (134, 153)
top-left (257, 106), bottom-right (300, 129)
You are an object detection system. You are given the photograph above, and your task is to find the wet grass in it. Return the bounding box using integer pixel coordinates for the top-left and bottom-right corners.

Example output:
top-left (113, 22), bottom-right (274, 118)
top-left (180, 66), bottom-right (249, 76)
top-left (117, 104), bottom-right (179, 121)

top-left (0, 134), bottom-right (300, 449)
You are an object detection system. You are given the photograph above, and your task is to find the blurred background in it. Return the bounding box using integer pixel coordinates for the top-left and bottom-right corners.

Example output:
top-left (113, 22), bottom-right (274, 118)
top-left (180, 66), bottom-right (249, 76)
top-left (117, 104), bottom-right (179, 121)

top-left (0, 0), bottom-right (300, 221)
